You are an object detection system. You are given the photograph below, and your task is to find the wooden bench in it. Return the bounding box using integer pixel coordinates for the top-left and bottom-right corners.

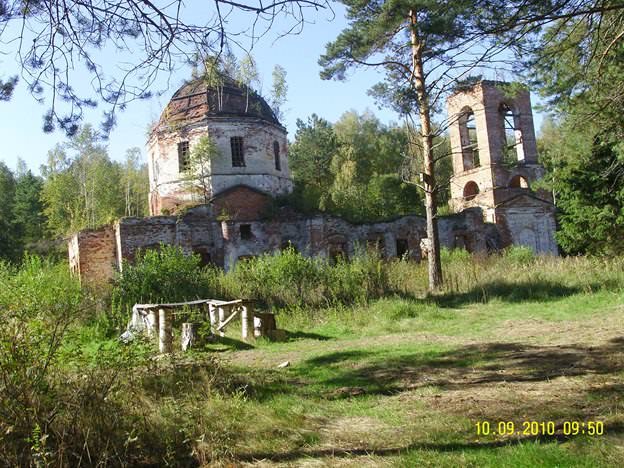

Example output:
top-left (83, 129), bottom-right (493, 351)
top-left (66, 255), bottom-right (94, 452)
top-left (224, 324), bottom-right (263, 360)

top-left (131, 298), bottom-right (276, 353)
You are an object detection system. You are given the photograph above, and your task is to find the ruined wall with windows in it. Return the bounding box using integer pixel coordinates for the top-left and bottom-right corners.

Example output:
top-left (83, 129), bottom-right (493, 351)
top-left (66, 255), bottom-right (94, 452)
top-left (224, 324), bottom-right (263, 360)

top-left (447, 80), bottom-right (557, 254)
top-left (68, 78), bottom-right (558, 284)
top-left (69, 196), bottom-right (499, 283)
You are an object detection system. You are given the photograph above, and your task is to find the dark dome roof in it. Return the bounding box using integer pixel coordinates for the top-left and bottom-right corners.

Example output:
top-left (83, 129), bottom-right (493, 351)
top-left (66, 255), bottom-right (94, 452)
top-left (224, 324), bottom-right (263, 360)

top-left (158, 76), bottom-right (281, 128)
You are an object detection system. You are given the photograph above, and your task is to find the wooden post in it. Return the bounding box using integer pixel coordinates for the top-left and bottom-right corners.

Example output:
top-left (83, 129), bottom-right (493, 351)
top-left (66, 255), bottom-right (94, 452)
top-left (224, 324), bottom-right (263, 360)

top-left (241, 303), bottom-right (254, 341)
top-left (254, 313), bottom-right (277, 338)
top-left (131, 307), bottom-right (141, 330)
top-left (241, 305), bottom-right (248, 340)
top-left (147, 309), bottom-right (158, 337)
top-left (181, 323), bottom-right (197, 352)
top-left (159, 308), bottom-right (173, 353)
top-left (218, 306), bottom-right (225, 337)
top-left (209, 304), bottom-right (217, 329)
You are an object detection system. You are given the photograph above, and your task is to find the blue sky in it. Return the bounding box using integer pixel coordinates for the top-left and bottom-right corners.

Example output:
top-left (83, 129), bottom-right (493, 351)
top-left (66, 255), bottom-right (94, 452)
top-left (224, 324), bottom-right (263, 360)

top-left (0, 5), bottom-right (544, 174)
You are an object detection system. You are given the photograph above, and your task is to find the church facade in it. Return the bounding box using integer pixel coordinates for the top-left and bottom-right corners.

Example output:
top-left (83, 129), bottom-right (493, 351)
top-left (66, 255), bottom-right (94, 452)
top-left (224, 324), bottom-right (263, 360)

top-left (68, 78), bottom-right (557, 284)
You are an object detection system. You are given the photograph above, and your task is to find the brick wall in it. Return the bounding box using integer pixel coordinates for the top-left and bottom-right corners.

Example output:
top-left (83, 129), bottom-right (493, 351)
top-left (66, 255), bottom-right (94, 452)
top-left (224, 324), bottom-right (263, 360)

top-left (70, 199), bottom-right (554, 283)
top-left (210, 185), bottom-right (272, 221)
top-left (68, 226), bottom-right (118, 284)
top-left (447, 81), bottom-right (541, 212)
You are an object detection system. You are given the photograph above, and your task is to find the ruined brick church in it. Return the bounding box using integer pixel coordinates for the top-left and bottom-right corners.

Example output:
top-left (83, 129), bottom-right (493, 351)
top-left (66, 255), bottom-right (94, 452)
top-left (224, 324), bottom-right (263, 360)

top-left (69, 78), bottom-right (557, 283)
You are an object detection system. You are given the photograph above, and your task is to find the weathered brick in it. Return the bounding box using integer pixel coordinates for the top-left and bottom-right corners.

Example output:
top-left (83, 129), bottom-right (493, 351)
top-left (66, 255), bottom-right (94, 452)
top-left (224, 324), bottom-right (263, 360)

top-left (68, 78), bottom-right (559, 285)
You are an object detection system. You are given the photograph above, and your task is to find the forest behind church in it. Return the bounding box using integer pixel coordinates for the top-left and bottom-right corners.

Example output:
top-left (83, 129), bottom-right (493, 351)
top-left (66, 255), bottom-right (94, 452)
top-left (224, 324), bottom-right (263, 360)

top-left (0, 0), bottom-right (624, 465)
top-left (1, 88), bottom-right (623, 261)
top-left (2, 4), bottom-right (624, 259)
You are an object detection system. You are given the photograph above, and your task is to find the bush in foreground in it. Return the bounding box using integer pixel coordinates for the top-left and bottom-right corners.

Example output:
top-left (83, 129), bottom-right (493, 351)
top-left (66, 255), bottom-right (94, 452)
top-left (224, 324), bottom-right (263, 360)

top-left (224, 247), bottom-right (391, 308)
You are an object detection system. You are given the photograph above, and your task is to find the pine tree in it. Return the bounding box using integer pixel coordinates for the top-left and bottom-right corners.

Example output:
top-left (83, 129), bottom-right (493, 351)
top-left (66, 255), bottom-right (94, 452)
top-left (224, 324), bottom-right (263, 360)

top-left (0, 162), bottom-right (16, 260)
top-left (12, 163), bottom-right (46, 250)
top-left (319, 0), bottom-right (488, 290)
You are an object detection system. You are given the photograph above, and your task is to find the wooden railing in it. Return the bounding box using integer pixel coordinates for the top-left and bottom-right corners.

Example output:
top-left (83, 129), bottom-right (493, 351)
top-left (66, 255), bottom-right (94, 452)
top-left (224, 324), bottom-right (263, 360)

top-left (131, 298), bottom-right (260, 353)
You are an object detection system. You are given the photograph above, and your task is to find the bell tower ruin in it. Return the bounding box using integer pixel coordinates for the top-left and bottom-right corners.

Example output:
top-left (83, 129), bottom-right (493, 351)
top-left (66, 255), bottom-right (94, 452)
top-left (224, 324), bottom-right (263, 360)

top-left (447, 80), bottom-right (558, 254)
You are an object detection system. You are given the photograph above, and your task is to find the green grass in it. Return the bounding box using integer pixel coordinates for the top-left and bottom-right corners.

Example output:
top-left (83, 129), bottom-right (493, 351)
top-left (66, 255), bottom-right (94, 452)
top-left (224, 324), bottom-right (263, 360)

top-left (199, 273), bottom-right (624, 466)
top-left (2, 252), bottom-right (624, 465)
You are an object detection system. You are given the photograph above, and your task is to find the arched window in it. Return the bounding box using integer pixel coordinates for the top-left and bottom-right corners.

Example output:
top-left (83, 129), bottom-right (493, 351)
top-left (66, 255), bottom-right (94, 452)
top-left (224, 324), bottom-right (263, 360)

top-left (509, 175), bottom-right (529, 188)
top-left (463, 181), bottom-right (479, 201)
top-left (500, 103), bottom-right (524, 163)
top-left (273, 141), bottom-right (281, 171)
top-left (458, 108), bottom-right (479, 170)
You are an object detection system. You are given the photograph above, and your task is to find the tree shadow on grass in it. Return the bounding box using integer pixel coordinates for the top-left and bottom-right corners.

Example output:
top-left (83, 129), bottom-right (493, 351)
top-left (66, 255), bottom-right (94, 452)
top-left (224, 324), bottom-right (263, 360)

top-left (284, 330), bottom-right (332, 341)
top-left (202, 335), bottom-right (255, 351)
top-left (237, 336), bottom-right (624, 402)
top-left (230, 336), bottom-right (624, 462)
top-left (309, 336), bottom-right (624, 395)
top-left (234, 420), bottom-right (624, 463)
top-left (432, 280), bottom-right (583, 308)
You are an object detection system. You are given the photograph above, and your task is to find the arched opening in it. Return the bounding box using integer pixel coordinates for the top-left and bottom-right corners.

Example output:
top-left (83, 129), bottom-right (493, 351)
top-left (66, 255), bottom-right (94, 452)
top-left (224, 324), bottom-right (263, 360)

top-left (366, 236), bottom-right (385, 256)
top-left (327, 235), bottom-right (348, 264)
top-left (280, 239), bottom-right (298, 252)
top-left (463, 181), bottom-right (479, 201)
top-left (396, 238), bottom-right (409, 259)
top-left (500, 103), bottom-right (524, 163)
top-left (509, 175), bottom-right (529, 188)
top-left (517, 228), bottom-right (537, 252)
top-left (192, 246), bottom-right (213, 266)
top-left (458, 107), bottom-right (480, 170)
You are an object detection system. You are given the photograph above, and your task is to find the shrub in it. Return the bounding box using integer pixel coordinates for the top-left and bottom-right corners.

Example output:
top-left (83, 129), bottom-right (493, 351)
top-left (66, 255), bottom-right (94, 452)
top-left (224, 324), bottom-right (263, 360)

top-left (326, 250), bottom-right (388, 304)
top-left (0, 257), bottom-right (84, 464)
top-left (0, 255), bottom-right (194, 466)
top-left (223, 248), bottom-right (392, 309)
top-left (504, 245), bottom-right (536, 265)
top-left (226, 247), bottom-right (323, 308)
top-left (440, 247), bottom-right (472, 265)
top-left (110, 245), bottom-right (219, 331)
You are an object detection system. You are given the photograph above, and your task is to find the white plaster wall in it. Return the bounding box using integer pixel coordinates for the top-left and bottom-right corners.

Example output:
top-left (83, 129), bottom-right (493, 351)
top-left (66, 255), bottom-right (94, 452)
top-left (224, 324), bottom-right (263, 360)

top-left (503, 208), bottom-right (558, 255)
top-left (148, 117), bottom-right (292, 210)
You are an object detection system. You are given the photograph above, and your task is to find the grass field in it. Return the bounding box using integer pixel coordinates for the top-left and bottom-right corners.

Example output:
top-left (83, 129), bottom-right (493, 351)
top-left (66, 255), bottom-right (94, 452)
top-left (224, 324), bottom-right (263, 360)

top-left (2, 252), bottom-right (623, 466)
top-left (173, 280), bottom-right (624, 466)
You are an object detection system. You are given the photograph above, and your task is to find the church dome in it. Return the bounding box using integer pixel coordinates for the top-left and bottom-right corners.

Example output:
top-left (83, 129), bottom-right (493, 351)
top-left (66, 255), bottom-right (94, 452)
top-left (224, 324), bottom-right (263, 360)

top-left (157, 76), bottom-right (282, 129)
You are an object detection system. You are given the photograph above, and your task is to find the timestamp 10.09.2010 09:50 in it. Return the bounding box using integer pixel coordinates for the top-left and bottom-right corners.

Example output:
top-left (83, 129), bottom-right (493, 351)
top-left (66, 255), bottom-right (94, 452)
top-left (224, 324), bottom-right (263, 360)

top-left (475, 421), bottom-right (604, 437)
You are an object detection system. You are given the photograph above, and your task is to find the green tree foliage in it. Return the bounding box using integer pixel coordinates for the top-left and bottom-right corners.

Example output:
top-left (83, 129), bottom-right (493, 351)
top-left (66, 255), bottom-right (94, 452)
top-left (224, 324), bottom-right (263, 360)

top-left (288, 114), bottom-right (340, 211)
top-left (12, 161), bottom-right (46, 252)
top-left (0, 162), bottom-right (17, 260)
top-left (332, 111), bottom-right (404, 182)
top-left (270, 65), bottom-right (288, 121)
top-left (331, 111), bottom-right (423, 220)
top-left (237, 55), bottom-right (260, 113)
top-left (41, 125), bottom-right (148, 236)
top-left (183, 135), bottom-right (221, 204)
top-left (121, 148), bottom-right (149, 217)
top-left (0, 160), bottom-right (47, 260)
top-left (289, 111), bottom-right (424, 221)
top-left (530, 6), bottom-right (624, 255)
top-left (319, 0), bottom-right (494, 290)
top-left (539, 119), bottom-right (624, 255)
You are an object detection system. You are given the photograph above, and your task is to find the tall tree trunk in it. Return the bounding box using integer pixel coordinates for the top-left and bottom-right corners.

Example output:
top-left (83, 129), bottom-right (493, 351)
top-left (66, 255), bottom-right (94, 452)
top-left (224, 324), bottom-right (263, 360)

top-left (125, 171), bottom-right (131, 216)
top-left (410, 10), bottom-right (443, 291)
